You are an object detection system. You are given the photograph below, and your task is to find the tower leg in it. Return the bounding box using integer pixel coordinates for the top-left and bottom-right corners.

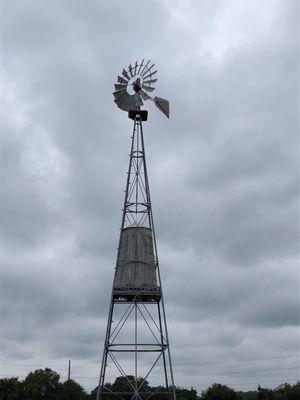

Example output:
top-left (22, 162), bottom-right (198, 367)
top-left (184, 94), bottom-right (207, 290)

top-left (134, 301), bottom-right (138, 400)
top-left (97, 297), bottom-right (114, 400)
top-left (157, 302), bottom-right (169, 389)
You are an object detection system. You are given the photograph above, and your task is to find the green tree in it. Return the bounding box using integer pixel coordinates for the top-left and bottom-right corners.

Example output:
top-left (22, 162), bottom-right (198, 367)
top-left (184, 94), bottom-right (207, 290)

top-left (90, 376), bottom-right (151, 400)
top-left (276, 383), bottom-right (292, 400)
top-left (22, 368), bottom-right (62, 400)
top-left (285, 382), bottom-right (300, 400)
top-left (0, 377), bottom-right (23, 400)
top-left (201, 383), bottom-right (241, 400)
top-left (257, 386), bottom-right (277, 400)
top-left (259, 382), bottom-right (300, 400)
top-left (112, 376), bottom-right (150, 392)
top-left (176, 386), bottom-right (199, 400)
top-left (89, 386), bottom-right (98, 400)
top-left (238, 390), bottom-right (257, 400)
top-left (60, 379), bottom-right (87, 400)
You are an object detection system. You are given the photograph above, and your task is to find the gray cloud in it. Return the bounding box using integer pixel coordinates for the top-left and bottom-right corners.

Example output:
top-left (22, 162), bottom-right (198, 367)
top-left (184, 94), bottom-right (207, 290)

top-left (1, 0), bottom-right (299, 393)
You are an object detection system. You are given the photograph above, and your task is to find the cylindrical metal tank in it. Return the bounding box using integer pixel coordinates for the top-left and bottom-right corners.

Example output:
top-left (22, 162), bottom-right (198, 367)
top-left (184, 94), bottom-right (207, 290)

top-left (114, 225), bottom-right (157, 289)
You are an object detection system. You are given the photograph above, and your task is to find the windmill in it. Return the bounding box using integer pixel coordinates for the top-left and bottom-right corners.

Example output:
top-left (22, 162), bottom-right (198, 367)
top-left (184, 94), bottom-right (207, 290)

top-left (113, 59), bottom-right (169, 118)
top-left (97, 60), bottom-right (175, 400)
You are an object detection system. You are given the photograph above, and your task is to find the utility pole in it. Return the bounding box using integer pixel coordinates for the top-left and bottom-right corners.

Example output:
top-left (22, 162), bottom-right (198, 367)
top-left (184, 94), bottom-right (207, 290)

top-left (68, 359), bottom-right (71, 381)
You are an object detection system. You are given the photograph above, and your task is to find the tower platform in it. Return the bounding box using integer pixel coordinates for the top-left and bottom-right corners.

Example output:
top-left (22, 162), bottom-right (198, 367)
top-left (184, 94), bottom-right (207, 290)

top-left (113, 286), bottom-right (161, 303)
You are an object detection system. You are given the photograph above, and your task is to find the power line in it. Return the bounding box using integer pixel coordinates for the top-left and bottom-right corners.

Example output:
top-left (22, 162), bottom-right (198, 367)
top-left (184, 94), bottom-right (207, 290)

top-left (174, 354), bottom-right (300, 366)
top-left (229, 378), bottom-right (300, 387)
top-left (4, 366), bottom-right (297, 380)
top-left (0, 363), bottom-right (68, 368)
top-left (178, 366), bottom-right (299, 377)
top-left (1, 354), bottom-right (298, 368)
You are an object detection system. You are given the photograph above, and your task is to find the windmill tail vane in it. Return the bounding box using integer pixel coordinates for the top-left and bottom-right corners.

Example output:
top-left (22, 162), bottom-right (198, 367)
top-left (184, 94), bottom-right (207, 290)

top-left (113, 59), bottom-right (170, 118)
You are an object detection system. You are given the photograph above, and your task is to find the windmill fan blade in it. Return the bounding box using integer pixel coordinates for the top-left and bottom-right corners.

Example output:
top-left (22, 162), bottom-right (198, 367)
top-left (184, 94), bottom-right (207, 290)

top-left (140, 90), bottom-right (152, 101)
top-left (114, 92), bottom-right (128, 106)
top-left (114, 88), bottom-right (143, 111)
top-left (143, 70), bottom-right (157, 80)
top-left (120, 96), bottom-right (133, 108)
top-left (137, 58), bottom-right (145, 74)
top-left (115, 93), bottom-right (133, 110)
top-left (142, 63), bottom-right (155, 77)
top-left (134, 61), bottom-right (138, 75)
top-left (122, 69), bottom-right (130, 80)
top-left (134, 93), bottom-right (143, 107)
top-left (114, 83), bottom-right (127, 91)
top-left (154, 96), bottom-right (170, 118)
top-left (143, 78), bottom-right (158, 84)
top-left (124, 94), bottom-right (143, 109)
top-left (113, 89), bottom-right (127, 99)
top-left (140, 60), bottom-right (150, 76)
top-left (128, 64), bottom-right (133, 77)
top-left (118, 75), bottom-right (128, 84)
top-left (142, 85), bottom-right (155, 92)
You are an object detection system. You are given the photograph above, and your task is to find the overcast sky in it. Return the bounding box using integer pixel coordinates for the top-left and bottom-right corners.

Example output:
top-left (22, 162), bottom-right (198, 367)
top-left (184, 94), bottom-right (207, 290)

top-left (0, 0), bottom-right (299, 394)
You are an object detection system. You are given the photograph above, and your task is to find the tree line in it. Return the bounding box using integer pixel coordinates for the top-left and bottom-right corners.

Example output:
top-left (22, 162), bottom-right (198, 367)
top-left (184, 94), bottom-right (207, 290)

top-left (0, 368), bottom-right (299, 400)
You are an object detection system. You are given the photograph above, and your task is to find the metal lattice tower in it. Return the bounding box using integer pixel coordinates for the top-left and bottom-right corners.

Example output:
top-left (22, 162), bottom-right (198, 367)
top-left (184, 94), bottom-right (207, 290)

top-left (97, 61), bottom-right (175, 400)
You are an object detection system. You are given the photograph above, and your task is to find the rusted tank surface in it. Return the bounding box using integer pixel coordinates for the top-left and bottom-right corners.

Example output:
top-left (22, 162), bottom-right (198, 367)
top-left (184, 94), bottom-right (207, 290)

top-left (114, 225), bottom-right (157, 289)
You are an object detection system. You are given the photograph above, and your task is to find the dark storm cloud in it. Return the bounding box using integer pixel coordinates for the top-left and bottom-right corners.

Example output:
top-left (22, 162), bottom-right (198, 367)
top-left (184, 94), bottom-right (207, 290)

top-left (1, 0), bottom-right (299, 392)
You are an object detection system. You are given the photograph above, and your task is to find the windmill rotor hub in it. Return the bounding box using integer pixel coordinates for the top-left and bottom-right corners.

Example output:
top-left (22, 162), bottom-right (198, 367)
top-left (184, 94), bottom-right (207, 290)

top-left (127, 75), bottom-right (143, 94)
top-left (133, 77), bottom-right (142, 93)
